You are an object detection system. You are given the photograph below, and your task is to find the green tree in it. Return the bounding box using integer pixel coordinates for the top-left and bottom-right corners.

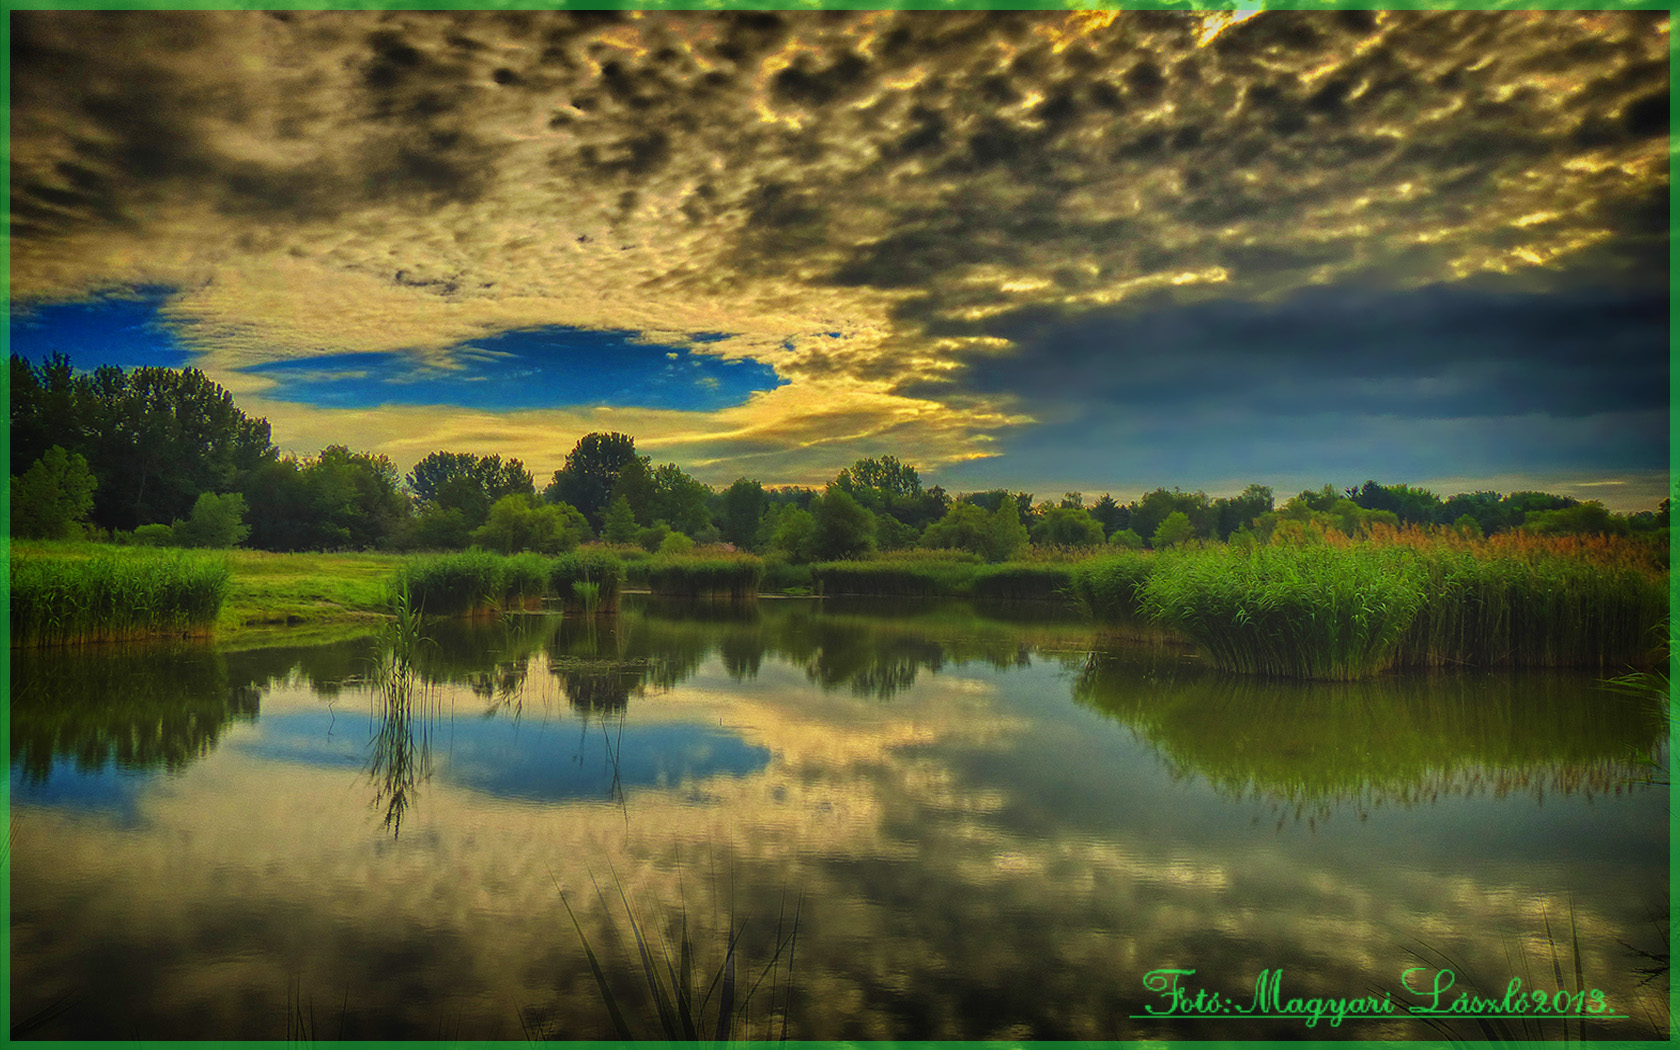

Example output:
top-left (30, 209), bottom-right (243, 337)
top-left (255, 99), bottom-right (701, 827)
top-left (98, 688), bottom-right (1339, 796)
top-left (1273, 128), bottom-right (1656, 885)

top-left (601, 495), bottom-right (639, 545)
top-left (920, 501), bottom-right (992, 555)
top-left (766, 505), bottom-right (819, 563)
top-left (11, 445), bottom-right (98, 539)
top-left (1109, 528), bottom-right (1144, 549)
top-left (648, 462), bottom-right (712, 536)
top-left (982, 499), bottom-right (1029, 562)
top-left (407, 451), bottom-right (533, 527)
top-left (1091, 494), bottom-right (1127, 538)
top-left (720, 478), bottom-right (769, 549)
top-left (812, 488), bottom-right (876, 560)
top-left (1031, 505), bottom-right (1105, 547)
top-left (172, 492), bottom-right (250, 548)
top-left (547, 432), bottom-right (641, 530)
top-left (471, 494), bottom-right (589, 553)
top-left (1151, 511), bottom-right (1194, 549)
top-left (11, 358), bottom-right (277, 532)
top-left (1214, 484), bottom-right (1274, 539)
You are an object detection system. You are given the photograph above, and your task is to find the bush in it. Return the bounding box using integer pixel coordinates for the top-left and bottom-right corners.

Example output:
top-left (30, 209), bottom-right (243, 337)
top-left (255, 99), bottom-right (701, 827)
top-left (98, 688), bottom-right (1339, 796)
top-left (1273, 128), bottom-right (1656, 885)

top-left (658, 531), bottom-right (696, 555)
top-left (10, 446), bottom-right (97, 540)
top-left (549, 549), bottom-right (625, 610)
top-left (133, 523), bottom-right (177, 548)
top-left (172, 492), bottom-right (251, 549)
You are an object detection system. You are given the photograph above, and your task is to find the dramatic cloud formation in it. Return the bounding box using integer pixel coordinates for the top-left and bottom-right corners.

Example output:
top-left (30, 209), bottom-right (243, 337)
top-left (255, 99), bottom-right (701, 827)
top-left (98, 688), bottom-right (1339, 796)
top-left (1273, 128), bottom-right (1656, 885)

top-left (9, 10), bottom-right (1668, 503)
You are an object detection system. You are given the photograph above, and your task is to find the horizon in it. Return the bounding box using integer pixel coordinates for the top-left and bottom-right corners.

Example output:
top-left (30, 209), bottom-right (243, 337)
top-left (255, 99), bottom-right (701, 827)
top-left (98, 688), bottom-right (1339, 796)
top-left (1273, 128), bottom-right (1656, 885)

top-left (9, 10), bottom-right (1669, 512)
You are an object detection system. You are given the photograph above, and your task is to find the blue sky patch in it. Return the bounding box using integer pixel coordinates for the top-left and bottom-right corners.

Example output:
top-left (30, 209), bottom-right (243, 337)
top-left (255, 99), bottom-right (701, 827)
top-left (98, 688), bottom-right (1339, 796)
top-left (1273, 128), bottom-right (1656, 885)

top-left (10, 287), bottom-right (196, 371)
top-left (242, 326), bottom-right (785, 412)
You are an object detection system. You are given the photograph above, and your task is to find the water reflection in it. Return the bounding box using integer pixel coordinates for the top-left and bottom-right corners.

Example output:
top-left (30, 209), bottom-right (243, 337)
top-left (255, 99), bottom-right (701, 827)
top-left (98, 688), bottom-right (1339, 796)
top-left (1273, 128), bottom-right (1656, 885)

top-left (1074, 649), bottom-right (1666, 817)
top-left (9, 597), bottom-right (1667, 1040)
top-left (11, 644), bottom-right (259, 786)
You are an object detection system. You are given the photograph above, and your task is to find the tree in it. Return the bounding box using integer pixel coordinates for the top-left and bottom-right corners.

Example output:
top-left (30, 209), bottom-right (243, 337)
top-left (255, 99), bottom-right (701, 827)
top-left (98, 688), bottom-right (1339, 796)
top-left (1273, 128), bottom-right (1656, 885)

top-left (1031, 505), bottom-right (1105, 547)
top-left (407, 451), bottom-right (533, 527)
top-left (720, 478), bottom-right (769, 550)
top-left (547, 432), bottom-right (641, 530)
top-left (766, 505), bottom-right (819, 563)
top-left (812, 488), bottom-right (876, 560)
top-left (921, 502), bottom-right (991, 556)
top-left (1109, 528), bottom-right (1144, 549)
top-left (1152, 511), bottom-right (1194, 549)
top-left (11, 446), bottom-right (98, 539)
top-left (601, 495), bottom-right (639, 545)
top-left (8, 358), bottom-right (277, 532)
top-left (471, 494), bottom-right (590, 554)
top-left (648, 463), bottom-right (712, 536)
top-left (982, 499), bottom-right (1029, 562)
top-left (1214, 484), bottom-right (1274, 539)
top-left (245, 446), bottom-right (411, 551)
top-left (1091, 494), bottom-right (1127, 538)
top-left (172, 492), bottom-right (250, 548)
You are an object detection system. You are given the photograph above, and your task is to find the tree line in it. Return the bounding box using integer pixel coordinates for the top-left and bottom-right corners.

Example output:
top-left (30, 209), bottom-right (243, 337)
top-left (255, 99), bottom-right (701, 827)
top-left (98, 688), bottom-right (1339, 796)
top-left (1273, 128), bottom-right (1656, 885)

top-left (10, 355), bottom-right (1669, 557)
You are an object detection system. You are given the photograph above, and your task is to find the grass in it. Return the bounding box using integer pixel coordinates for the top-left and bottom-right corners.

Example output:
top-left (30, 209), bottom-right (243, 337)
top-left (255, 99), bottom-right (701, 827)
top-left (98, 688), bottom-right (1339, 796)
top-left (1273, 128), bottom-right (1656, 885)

top-left (1067, 551), bottom-right (1157, 622)
top-left (551, 865), bottom-right (801, 1042)
top-left (11, 548), bottom-right (231, 646)
top-left (395, 550), bottom-right (517, 618)
top-left (642, 554), bottom-right (765, 600)
top-left (551, 549), bottom-right (626, 612)
top-left (1140, 544), bottom-right (1427, 680)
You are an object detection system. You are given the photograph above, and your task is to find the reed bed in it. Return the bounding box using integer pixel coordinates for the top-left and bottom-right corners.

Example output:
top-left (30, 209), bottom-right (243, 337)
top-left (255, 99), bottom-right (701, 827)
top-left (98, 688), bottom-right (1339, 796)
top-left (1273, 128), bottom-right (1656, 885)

top-left (809, 559), bottom-right (978, 598)
top-left (1139, 544), bottom-right (1428, 681)
top-left (760, 556), bottom-right (814, 595)
top-left (396, 550), bottom-right (545, 618)
top-left (550, 549), bottom-right (626, 612)
top-left (968, 563), bottom-right (1076, 601)
top-left (11, 550), bottom-right (231, 646)
top-left (642, 554), bottom-right (765, 600)
top-left (1066, 551), bottom-right (1157, 622)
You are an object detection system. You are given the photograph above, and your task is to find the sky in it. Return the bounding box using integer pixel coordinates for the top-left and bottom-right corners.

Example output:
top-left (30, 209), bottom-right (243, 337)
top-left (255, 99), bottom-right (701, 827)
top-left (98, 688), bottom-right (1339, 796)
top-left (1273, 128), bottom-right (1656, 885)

top-left (8, 10), bottom-right (1670, 509)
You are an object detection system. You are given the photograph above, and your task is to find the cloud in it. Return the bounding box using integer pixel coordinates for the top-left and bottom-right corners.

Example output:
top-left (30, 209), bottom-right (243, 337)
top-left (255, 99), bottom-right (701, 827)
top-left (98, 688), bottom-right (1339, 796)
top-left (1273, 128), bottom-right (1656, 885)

top-left (8, 11), bottom-right (1667, 494)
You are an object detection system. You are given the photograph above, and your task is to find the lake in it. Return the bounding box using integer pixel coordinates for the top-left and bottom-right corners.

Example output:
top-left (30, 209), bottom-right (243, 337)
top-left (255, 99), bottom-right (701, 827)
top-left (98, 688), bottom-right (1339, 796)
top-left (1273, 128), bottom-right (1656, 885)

top-left (9, 595), bottom-right (1669, 1039)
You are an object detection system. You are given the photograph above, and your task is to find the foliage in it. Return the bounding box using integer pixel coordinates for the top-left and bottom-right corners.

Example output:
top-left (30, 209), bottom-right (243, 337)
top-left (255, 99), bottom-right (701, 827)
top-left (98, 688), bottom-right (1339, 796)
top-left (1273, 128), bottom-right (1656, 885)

top-left (648, 462), bottom-right (714, 537)
top-left (659, 531), bottom-right (697, 555)
top-left (407, 450), bottom-right (533, 526)
top-left (811, 488), bottom-right (876, 561)
top-left (472, 493), bottom-right (590, 554)
top-left (969, 563), bottom-right (1076, 600)
top-left (982, 499), bottom-right (1030, 562)
top-left (919, 502), bottom-right (992, 557)
top-left (1090, 493), bottom-right (1128, 538)
top-left (1109, 528), bottom-right (1144, 550)
top-left (602, 496), bottom-right (640, 545)
top-left (548, 432), bottom-right (643, 530)
top-left (637, 522), bottom-right (672, 552)
top-left (12, 549), bottom-right (231, 646)
top-left (11, 445), bottom-right (98, 539)
top-left (11, 354), bottom-right (275, 533)
top-left (1151, 511), bottom-right (1195, 549)
top-left (1031, 505), bottom-right (1105, 548)
top-left (133, 523), bottom-right (176, 547)
top-left (720, 478), bottom-right (769, 550)
top-left (244, 446), bottom-right (408, 551)
top-left (171, 491), bottom-right (251, 549)
top-left (1067, 552), bottom-right (1157, 621)
top-left (550, 549), bottom-right (627, 607)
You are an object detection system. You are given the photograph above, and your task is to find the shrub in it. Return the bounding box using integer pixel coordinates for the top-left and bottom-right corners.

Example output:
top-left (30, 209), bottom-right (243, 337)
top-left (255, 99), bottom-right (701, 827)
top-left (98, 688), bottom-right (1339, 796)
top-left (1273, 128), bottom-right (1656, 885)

top-left (550, 549), bottom-right (625, 610)
top-left (642, 554), bottom-right (764, 599)
top-left (172, 492), bottom-right (251, 549)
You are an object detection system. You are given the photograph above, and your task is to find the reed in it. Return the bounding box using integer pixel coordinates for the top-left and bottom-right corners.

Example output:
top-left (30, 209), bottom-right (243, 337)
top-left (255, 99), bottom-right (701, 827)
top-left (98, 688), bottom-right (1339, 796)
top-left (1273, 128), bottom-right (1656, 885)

top-left (1066, 551), bottom-right (1157, 622)
top-left (809, 559), bottom-right (978, 597)
top-left (642, 554), bottom-right (765, 600)
top-left (968, 563), bottom-right (1075, 601)
top-left (551, 549), bottom-right (625, 612)
top-left (759, 556), bottom-right (814, 595)
top-left (394, 550), bottom-right (513, 617)
top-left (11, 549), bottom-right (230, 646)
top-left (502, 552), bottom-right (551, 610)
top-left (1139, 544), bottom-right (1427, 680)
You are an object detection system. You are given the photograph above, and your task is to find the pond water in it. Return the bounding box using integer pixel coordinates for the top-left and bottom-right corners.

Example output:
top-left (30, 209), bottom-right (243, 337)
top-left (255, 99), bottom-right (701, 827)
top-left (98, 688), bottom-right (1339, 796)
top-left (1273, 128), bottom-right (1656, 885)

top-left (9, 596), bottom-right (1669, 1040)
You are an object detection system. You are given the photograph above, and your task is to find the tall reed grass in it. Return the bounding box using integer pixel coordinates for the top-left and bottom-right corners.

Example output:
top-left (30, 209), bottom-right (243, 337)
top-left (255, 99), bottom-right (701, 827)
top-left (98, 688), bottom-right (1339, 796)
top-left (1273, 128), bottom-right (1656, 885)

top-left (642, 554), bottom-right (764, 600)
top-left (969, 563), bottom-right (1075, 601)
top-left (11, 550), bottom-right (230, 646)
top-left (551, 549), bottom-right (626, 612)
top-left (1066, 551), bottom-right (1156, 622)
top-left (394, 550), bottom-right (552, 617)
top-left (1139, 544), bottom-right (1428, 680)
top-left (809, 559), bottom-right (978, 597)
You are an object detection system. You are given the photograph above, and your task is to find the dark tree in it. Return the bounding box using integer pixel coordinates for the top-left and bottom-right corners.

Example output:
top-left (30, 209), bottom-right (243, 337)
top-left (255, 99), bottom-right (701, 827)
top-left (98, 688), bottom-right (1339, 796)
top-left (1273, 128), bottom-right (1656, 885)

top-left (407, 451), bottom-right (534, 526)
top-left (546, 432), bottom-right (642, 530)
top-left (719, 478), bottom-right (769, 550)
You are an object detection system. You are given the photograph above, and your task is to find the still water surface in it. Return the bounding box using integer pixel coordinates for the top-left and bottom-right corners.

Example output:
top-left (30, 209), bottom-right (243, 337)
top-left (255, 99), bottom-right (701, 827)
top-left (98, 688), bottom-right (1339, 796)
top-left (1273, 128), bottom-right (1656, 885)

top-left (10, 596), bottom-right (1668, 1039)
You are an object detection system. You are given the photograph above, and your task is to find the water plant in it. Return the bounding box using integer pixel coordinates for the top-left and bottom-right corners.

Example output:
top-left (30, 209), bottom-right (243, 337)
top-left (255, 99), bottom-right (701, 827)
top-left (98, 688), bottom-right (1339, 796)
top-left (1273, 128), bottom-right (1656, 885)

top-left (551, 549), bottom-right (626, 613)
top-left (642, 555), bottom-right (765, 600)
top-left (11, 549), bottom-right (230, 646)
top-left (366, 578), bottom-right (434, 837)
top-left (394, 550), bottom-right (510, 617)
top-left (553, 866), bottom-right (801, 1042)
top-left (1066, 550), bottom-right (1157, 623)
